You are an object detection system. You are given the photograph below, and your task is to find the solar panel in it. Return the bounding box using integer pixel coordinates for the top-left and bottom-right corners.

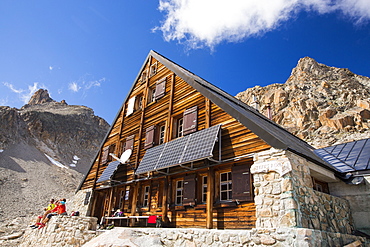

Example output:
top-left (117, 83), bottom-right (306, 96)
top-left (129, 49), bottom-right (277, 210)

top-left (314, 138), bottom-right (370, 172)
top-left (135, 125), bottom-right (221, 175)
top-left (96, 160), bottom-right (121, 183)
top-left (135, 144), bottom-right (166, 175)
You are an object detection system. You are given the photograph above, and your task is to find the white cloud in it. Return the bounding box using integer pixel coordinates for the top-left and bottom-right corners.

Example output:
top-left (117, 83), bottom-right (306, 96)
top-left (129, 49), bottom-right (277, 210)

top-left (156, 0), bottom-right (370, 49)
top-left (3, 81), bottom-right (44, 104)
top-left (49, 66), bottom-right (53, 71)
top-left (69, 82), bottom-right (81, 92)
top-left (3, 82), bottom-right (24, 94)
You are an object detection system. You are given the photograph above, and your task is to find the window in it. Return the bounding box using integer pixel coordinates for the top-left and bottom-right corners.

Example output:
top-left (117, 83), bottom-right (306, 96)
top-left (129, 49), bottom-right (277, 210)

top-left (175, 117), bottom-right (184, 138)
top-left (159, 125), bottom-right (166, 144)
top-left (148, 87), bottom-right (156, 104)
top-left (220, 172), bottom-right (232, 201)
top-left (175, 180), bottom-right (184, 205)
top-left (144, 123), bottom-right (166, 149)
top-left (202, 176), bottom-right (208, 203)
top-left (141, 70), bottom-right (148, 83)
top-left (183, 106), bottom-right (198, 135)
top-left (143, 186), bottom-right (150, 207)
top-left (150, 62), bottom-right (157, 77)
top-left (135, 95), bottom-right (144, 111)
top-left (124, 135), bottom-right (135, 151)
top-left (312, 178), bottom-right (329, 194)
top-left (155, 78), bottom-right (166, 100)
top-left (84, 191), bottom-right (91, 205)
top-left (107, 144), bottom-right (116, 162)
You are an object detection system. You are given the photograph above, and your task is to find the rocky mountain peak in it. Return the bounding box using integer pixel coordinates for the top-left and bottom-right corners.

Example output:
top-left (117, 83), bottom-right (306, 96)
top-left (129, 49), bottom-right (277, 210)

top-left (236, 57), bottom-right (370, 148)
top-left (27, 89), bottom-right (56, 105)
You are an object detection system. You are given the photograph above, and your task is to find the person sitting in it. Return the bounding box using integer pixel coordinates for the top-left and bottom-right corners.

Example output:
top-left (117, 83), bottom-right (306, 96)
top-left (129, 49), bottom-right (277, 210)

top-left (29, 199), bottom-right (56, 228)
top-left (38, 198), bottom-right (67, 229)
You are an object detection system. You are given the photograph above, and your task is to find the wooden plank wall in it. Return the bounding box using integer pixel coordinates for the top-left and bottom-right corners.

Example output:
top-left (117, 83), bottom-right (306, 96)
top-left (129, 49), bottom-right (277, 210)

top-left (79, 55), bottom-right (271, 229)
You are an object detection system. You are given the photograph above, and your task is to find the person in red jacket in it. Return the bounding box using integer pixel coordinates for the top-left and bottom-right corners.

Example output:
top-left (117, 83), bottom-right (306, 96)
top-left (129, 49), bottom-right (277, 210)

top-left (38, 198), bottom-right (67, 229)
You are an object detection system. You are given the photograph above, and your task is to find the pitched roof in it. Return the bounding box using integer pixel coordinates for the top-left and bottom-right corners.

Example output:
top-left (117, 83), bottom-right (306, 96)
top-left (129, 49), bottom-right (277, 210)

top-left (314, 138), bottom-right (370, 173)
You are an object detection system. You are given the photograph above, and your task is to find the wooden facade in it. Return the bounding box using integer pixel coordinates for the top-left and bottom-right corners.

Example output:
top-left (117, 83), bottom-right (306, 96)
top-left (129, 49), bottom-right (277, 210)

top-left (79, 51), bottom-right (273, 229)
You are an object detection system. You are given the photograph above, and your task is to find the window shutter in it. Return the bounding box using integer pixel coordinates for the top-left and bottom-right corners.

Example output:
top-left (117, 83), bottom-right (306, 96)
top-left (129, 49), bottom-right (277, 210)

top-left (183, 106), bottom-right (198, 135)
top-left (125, 135), bottom-right (135, 151)
top-left (101, 146), bottom-right (110, 164)
top-left (126, 96), bottom-right (136, 116)
top-left (144, 126), bottom-right (156, 149)
top-left (155, 78), bottom-right (166, 100)
top-left (183, 174), bottom-right (197, 206)
top-left (232, 165), bottom-right (252, 201)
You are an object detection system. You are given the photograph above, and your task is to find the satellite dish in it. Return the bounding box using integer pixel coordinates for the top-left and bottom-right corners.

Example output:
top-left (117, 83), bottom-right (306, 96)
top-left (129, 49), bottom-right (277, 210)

top-left (109, 149), bottom-right (132, 164)
top-left (119, 149), bottom-right (132, 163)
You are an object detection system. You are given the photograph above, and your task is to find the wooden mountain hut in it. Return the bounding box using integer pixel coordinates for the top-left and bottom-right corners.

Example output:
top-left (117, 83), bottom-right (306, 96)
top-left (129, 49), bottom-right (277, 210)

top-left (77, 50), bottom-right (354, 231)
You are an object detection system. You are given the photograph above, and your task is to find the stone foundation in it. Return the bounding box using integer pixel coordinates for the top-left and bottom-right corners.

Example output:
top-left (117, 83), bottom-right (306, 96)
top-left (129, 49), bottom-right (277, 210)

top-left (83, 227), bottom-right (369, 247)
top-left (19, 215), bottom-right (98, 247)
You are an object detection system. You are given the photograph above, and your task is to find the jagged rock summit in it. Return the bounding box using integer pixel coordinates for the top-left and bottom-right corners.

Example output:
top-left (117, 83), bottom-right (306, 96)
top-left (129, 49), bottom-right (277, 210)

top-left (27, 89), bottom-right (56, 105)
top-left (236, 57), bottom-right (370, 148)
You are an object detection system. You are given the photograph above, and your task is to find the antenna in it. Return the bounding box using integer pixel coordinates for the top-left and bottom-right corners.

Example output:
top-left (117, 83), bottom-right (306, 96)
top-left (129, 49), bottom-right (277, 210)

top-left (109, 149), bottom-right (132, 164)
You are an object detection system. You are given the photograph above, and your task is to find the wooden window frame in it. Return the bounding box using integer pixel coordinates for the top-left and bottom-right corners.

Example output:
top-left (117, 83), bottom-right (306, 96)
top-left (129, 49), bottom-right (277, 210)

top-left (201, 176), bottom-right (208, 203)
top-left (174, 179), bottom-right (184, 205)
top-left (143, 185), bottom-right (150, 207)
top-left (141, 69), bottom-right (148, 83)
top-left (135, 94), bottom-right (144, 111)
top-left (220, 171), bottom-right (232, 201)
top-left (107, 144), bottom-right (116, 162)
top-left (172, 116), bottom-right (184, 138)
top-left (158, 124), bottom-right (166, 144)
top-left (149, 62), bottom-right (157, 77)
top-left (148, 86), bottom-right (156, 104)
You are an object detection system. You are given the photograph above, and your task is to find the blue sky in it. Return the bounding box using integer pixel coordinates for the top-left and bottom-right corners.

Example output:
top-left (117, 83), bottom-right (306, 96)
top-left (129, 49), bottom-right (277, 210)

top-left (1, 1), bottom-right (370, 124)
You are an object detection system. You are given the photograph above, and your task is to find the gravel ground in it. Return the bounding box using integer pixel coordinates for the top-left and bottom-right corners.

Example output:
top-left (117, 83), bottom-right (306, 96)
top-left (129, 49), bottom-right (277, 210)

top-left (0, 141), bottom-right (83, 246)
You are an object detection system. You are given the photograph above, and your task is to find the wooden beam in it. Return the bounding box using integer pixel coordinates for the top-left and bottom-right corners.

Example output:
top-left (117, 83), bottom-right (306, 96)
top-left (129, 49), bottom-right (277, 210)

top-left (134, 61), bottom-right (151, 169)
top-left (130, 182), bottom-right (140, 226)
top-left (206, 166), bottom-right (214, 229)
top-left (161, 176), bottom-right (169, 224)
top-left (165, 73), bottom-right (175, 142)
top-left (205, 98), bottom-right (211, 128)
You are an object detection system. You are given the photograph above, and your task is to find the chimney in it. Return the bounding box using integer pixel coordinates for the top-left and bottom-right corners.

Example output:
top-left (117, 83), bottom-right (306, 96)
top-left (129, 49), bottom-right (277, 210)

top-left (251, 94), bottom-right (259, 111)
top-left (266, 103), bottom-right (272, 120)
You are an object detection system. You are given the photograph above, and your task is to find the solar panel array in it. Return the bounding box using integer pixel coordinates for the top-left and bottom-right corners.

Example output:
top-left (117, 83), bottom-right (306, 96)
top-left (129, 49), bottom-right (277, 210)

top-left (96, 160), bottom-right (121, 183)
top-left (135, 124), bottom-right (221, 175)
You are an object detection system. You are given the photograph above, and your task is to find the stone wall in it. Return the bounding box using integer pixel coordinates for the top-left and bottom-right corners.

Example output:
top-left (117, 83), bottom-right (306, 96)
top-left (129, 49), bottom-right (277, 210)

top-left (67, 188), bottom-right (93, 216)
top-left (19, 215), bottom-right (98, 247)
top-left (329, 175), bottom-right (370, 235)
top-left (252, 148), bottom-right (354, 234)
top-left (83, 227), bottom-right (369, 247)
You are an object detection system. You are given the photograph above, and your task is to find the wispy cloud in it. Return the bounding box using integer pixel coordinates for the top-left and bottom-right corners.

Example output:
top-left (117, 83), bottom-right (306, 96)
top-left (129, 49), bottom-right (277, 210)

top-left (2, 81), bottom-right (45, 104)
top-left (68, 75), bottom-right (105, 95)
top-left (69, 82), bottom-right (81, 92)
top-left (156, 0), bottom-right (370, 49)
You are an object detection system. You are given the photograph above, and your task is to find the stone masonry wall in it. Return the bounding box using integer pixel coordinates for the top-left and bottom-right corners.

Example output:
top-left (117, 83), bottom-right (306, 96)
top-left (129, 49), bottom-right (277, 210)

top-left (83, 227), bottom-right (369, 247)
top-left (19, 215), bottom-right (98, 247)
top-left (252, 148), bottom-right (354, 234)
